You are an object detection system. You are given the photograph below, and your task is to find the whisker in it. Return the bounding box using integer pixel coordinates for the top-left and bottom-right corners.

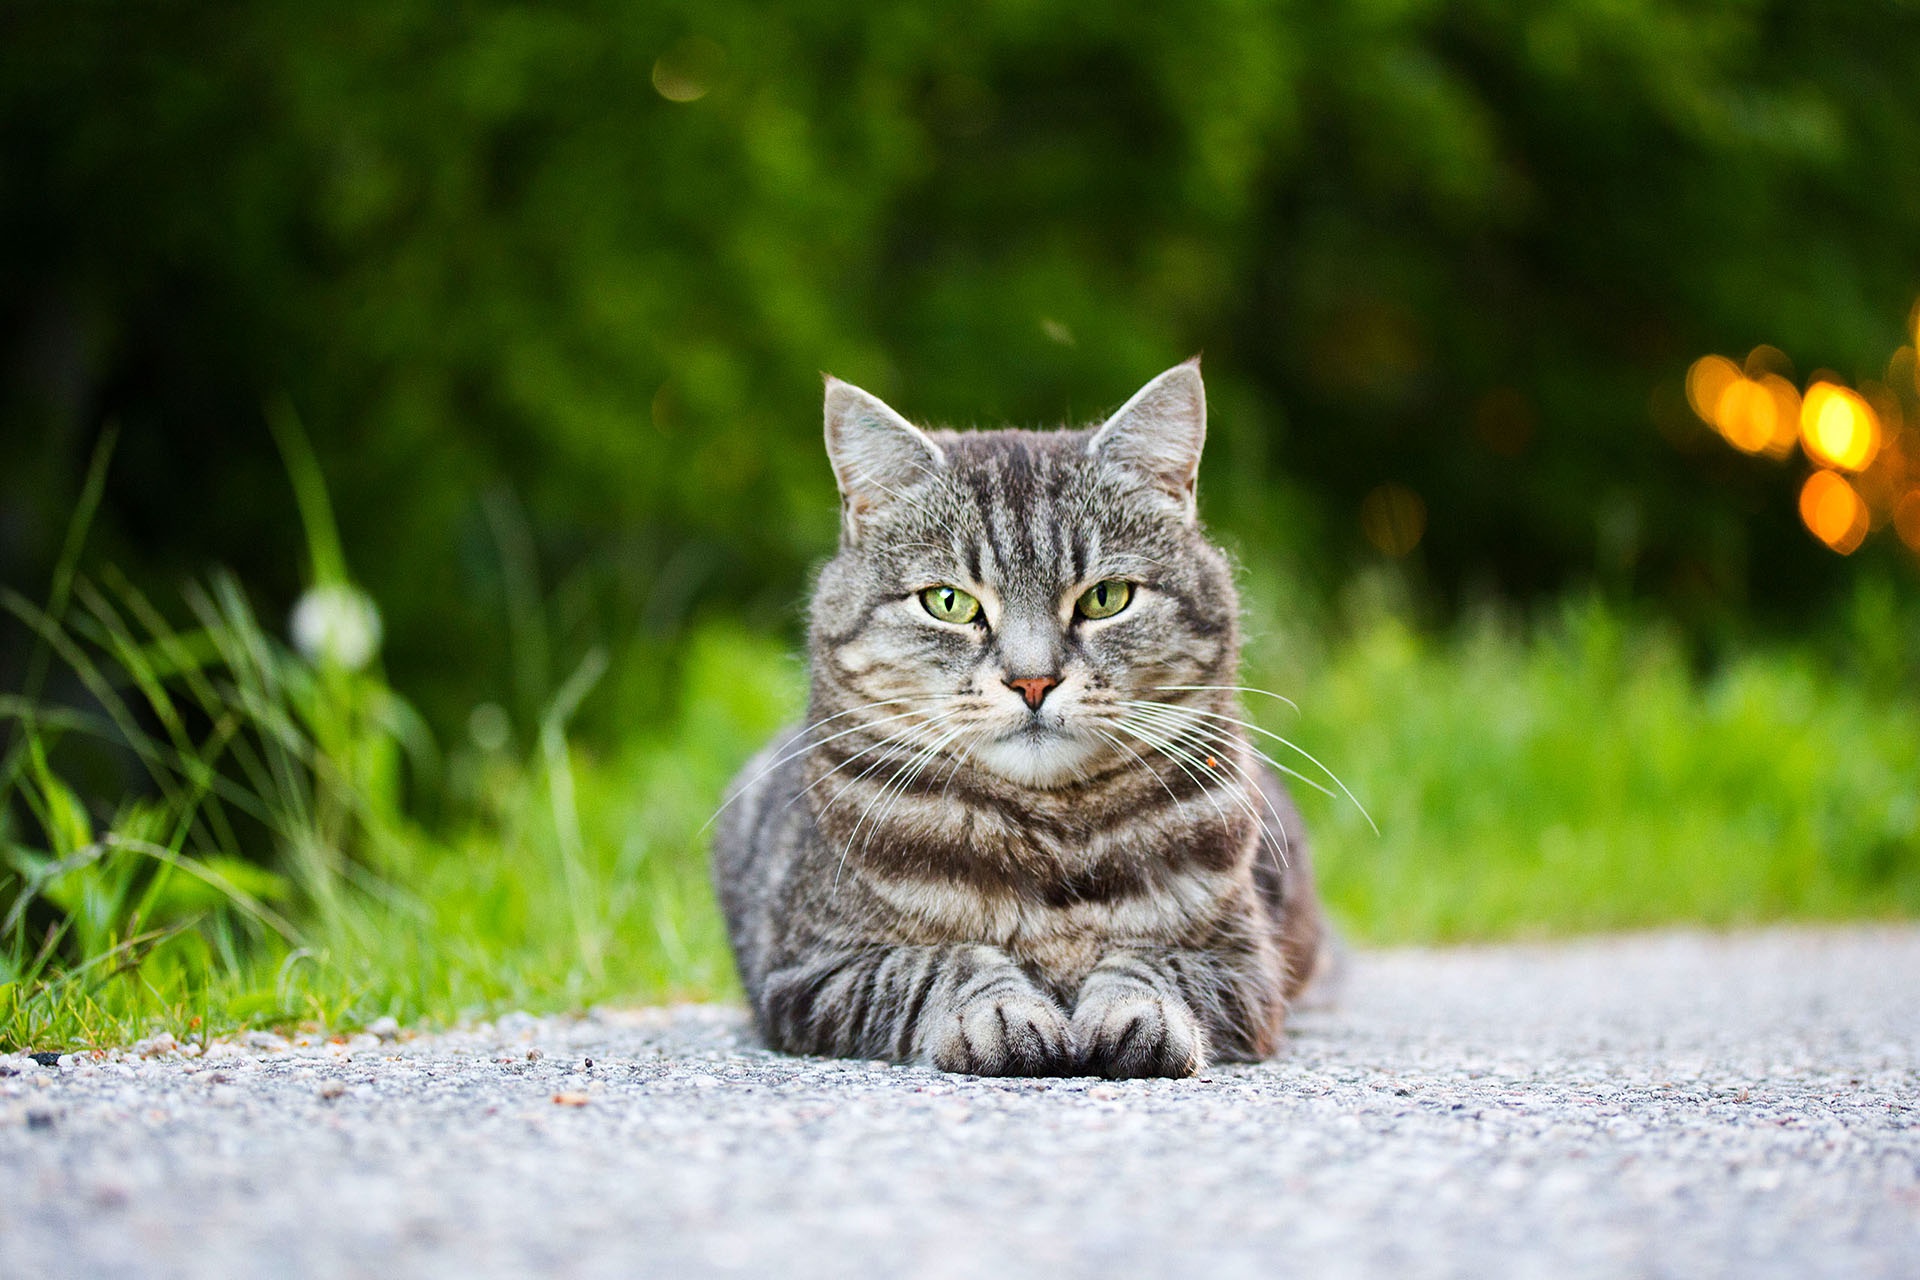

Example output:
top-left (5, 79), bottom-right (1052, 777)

top-left (810, 716), bottom-right (941, 819)
top-left (938, 720), bottom-right (995, 805)
top-left (800, 713), bottom-right (954, 839)
top-left (1125, 699), bottom-right (1375, 834)
top-left (1113, 716), bottom-right (1286, 870)
top-left (1121, 702), bottom-right (1344, 809)
top-left (1114, 712), bottom-right (1290, 871)
top-left (1088, 725), bottom-right (1180, 808)
top-left (849, 719), bottom-right (967, 839)
top-left (860, 721), bottom-right (976, 856)
top-left (1152, 684), bottom-right (1300, 716)
top-left (705, 700), bottom-right (944, 832)
top-left (1119, 701), bottom-right (1336, 803)
top-left (834, 719), bottom-right (974, 892)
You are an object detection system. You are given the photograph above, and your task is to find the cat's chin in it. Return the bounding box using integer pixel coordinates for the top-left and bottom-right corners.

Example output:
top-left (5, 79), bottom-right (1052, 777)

top-left (970, 730), bottom-right (1105, 790)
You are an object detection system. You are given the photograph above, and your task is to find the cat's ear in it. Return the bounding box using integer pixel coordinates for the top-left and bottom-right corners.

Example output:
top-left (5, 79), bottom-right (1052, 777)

top-left (823, 376), bottom-right (946, 541)
top-left (1087, 358), bottom-right (1207, 520)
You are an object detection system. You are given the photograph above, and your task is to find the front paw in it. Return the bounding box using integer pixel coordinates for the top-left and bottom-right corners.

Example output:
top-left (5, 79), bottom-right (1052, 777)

top-left (1071, 981), bottom-right (1206, 1079)
top-left (928, 988), bottom-right (1074, 1077)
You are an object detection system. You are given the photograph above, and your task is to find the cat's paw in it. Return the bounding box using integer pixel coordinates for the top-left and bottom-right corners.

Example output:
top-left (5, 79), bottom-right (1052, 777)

top-left (1071, 982), bottom-right (1206, 1079)
top-left (928, 988), bottom-right (1075, 1077)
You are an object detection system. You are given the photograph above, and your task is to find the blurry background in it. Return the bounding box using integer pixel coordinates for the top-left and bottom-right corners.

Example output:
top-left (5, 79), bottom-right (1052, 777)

top-left (4, 1), bottom-right (1919, 1045)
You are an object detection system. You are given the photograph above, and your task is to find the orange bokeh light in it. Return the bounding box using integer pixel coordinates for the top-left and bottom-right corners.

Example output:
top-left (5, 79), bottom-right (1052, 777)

top-left (1707, 374), bottom-right (1798, 456)
top-left (1359, 482), bottom-right (1427, 557)
top-left (1799, 470), bottom-right (1870, 554)
top-left (1755, 375), bottom-right (1800, 456)
top-left (1801, 382), bottom-right (1880, 471)
top-left (1685, 356), bottom-right (1739, 424)
top-left (1713, 378), bottom-right (1775, 453)
top-left (1896, 490), bottom-right (1920, 553)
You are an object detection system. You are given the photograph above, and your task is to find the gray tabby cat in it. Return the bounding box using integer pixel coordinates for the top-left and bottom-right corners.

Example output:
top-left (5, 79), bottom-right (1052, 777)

top-left (713, 360), bottom-right (1328, 1078)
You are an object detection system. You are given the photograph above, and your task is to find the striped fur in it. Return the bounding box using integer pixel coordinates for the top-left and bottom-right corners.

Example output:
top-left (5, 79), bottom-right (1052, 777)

top-left (713, 361), bottom-right (1327, 1077)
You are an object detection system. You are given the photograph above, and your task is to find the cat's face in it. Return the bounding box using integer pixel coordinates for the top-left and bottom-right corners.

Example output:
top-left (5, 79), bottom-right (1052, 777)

top-left (809, 363), bottom-right (1239, 791)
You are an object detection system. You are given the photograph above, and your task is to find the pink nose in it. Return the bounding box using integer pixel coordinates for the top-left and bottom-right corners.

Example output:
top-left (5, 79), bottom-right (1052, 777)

top-left (1006, 676), bottom-right (1058, 710)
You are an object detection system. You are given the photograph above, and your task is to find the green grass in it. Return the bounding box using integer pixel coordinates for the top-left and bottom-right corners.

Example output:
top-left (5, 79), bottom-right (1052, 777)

top-left (0, 574), bottom-right (794, 1050)
top-left (4, 468), bottom-right (1918, 1051)
top-left (1274, 600), bottom-right (1920, 941)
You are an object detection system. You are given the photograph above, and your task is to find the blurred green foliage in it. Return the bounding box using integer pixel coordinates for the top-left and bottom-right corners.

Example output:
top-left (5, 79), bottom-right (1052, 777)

top-left (1273, 596), bottom-right (1920, 939)
top-left (7, 0), bottom-right (1920, 734)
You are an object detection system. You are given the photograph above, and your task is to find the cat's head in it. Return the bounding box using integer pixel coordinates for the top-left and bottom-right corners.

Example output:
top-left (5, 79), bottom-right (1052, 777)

top-left (808, 361), bottom-right (1240, 791)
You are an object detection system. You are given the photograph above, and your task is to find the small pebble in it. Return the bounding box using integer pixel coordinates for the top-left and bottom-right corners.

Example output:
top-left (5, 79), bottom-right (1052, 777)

top-left (133, 1033), bottom-right (180, 1059)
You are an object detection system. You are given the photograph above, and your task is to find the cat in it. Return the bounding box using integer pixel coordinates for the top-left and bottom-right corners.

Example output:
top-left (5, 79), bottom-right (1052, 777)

top-left (712, 360), bottom-right (1329, 1078)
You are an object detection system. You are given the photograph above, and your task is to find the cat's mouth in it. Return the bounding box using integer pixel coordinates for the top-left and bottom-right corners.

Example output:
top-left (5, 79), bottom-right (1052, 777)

top-left (972, 714), bottom-right (1102, 789)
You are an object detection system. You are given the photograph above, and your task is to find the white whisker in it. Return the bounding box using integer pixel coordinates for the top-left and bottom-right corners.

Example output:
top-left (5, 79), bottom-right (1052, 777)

top-left (1120, 700), bottom-right (1336, 805)
top-left (834, 718), bottom-right (974, 893)
top-left (703, 697), bottom-right (946, 832)
top-left (1112, 714), bottom-right (1286, 871)
top-left (1114, 711), bottom-right (1290, 871)
top-left (1153, 683), bottom-right (1300, 715)
top-left (1124, 698), bottom-right (1374, 833)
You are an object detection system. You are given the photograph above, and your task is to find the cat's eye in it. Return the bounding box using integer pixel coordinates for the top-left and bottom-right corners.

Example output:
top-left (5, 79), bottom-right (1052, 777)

top-left (1075, 580), bottom-right (1133, 620)
top-left (919, 585), bottom-right (982, 625)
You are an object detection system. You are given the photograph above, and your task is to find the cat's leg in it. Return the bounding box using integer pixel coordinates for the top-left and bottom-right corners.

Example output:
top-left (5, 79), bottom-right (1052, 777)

top-left (1070, 948), bottom-right (1279, 1078)
top-left (760, 942), bottom-right (1074, 1075)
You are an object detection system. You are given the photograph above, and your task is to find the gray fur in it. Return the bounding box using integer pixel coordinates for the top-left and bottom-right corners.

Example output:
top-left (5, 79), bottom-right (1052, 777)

top-left (713, 361), bottom-right (1327, 1077)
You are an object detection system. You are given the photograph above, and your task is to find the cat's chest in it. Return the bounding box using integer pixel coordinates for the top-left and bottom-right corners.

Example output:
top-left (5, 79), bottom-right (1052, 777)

top-left (864, 861), bottom-right (1233, 985)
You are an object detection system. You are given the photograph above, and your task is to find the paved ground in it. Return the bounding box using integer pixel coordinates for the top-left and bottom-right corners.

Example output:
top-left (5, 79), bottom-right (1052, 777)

top-left (2, 927), bottom-right (1917, 1279)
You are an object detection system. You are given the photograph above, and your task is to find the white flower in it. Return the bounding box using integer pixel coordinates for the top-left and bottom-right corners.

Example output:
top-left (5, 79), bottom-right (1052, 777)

top-left (290, 584), bottom-right (383, 671)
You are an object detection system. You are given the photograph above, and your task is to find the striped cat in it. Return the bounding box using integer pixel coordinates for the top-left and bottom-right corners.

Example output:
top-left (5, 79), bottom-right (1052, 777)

top-left (713, 360), bottom-right (1329, 1078)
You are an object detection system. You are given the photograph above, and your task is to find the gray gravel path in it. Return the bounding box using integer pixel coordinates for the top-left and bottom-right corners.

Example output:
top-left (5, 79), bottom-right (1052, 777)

top-left (3, 927), bottom-right (1918, 1279)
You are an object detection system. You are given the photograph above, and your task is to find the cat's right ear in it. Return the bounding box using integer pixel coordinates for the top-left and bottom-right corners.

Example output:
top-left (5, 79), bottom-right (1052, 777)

top-left (823, 376), bottom-right (945, 542)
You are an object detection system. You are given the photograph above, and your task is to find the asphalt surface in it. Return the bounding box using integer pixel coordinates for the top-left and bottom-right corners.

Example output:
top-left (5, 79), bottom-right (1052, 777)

top-left (3, 926), bottom-right (1917, 1279)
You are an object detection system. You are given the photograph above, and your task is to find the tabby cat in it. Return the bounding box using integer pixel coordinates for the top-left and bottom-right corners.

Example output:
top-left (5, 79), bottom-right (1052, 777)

top-left (712, 360), bottom-right (1328, 1078)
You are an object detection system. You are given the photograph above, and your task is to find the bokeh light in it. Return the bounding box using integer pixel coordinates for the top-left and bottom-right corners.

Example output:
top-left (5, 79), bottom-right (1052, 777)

top-left (652, 36), bottom-right (725, 103)
top-left (1685, 356), bottom-right (1799, 456)
top-left (1685, 355), bottom-right (1739, 424)
top-left (1896, 490), bottom-right (1920, 553)
top-left (1360, 483), bottom-right (1427, 557)
top-left (1801, 382), bottom-right (1881, 471)
top-left (1684, 310), bottom-right (1920, 558)
top-left (1755, 376), bottom-right (1804, 456)
top-left (1712, 377), bottom-right (1777, 454)
top-left (1798, 470), bottom-right (1870, 554)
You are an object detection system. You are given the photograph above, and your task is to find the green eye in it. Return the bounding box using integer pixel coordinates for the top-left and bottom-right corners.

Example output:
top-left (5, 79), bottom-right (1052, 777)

top-left (919, 585), bottom-right (982, 624)
top-left (1075, 580), bottom-right (1133, 620)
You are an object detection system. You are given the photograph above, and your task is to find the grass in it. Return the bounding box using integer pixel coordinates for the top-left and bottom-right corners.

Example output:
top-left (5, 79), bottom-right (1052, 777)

top-left (4, 455), bottom-right (1917, 1050)
top-left (1273, 599), bottom-right (1920, 941)
top-left (0, 573), bottom-right (791, 1051)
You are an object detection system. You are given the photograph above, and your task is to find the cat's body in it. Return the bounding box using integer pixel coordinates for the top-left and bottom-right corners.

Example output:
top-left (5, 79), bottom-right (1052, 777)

top-left (713, 362), bottom-right (1328, 1077)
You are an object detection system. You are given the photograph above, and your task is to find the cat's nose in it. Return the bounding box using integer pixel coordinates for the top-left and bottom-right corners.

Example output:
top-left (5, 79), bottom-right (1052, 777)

top-left (1006, 676), bottom-right (1058, 710)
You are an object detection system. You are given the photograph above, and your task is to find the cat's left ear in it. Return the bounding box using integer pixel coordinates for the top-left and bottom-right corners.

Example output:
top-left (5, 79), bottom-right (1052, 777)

top-left (823, 376), bottom-right (946, 542)
top-left (1087, 358), bottom-right (1207, 521)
